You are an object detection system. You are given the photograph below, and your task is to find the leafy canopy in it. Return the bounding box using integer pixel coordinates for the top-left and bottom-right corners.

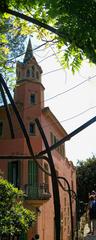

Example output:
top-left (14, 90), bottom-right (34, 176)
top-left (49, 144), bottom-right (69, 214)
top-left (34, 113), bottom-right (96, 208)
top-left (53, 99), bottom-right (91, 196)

top-left (0, 178), bottom-right (36, 236)
top-left (76, 155), bottom-right (96, 204)
top-left (0, 0), bottom-right (96, 74)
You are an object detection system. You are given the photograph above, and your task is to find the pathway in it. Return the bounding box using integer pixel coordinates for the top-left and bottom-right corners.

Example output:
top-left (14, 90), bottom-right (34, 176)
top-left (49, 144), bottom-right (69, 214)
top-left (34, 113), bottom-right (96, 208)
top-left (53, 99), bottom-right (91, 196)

top-left (84, 224), bottom-right (96, 240)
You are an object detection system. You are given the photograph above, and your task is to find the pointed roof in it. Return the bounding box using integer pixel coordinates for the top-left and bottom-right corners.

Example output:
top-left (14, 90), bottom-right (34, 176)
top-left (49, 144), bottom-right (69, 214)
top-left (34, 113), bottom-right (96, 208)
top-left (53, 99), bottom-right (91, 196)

top-left (23, 38), bottom-right (33, 63)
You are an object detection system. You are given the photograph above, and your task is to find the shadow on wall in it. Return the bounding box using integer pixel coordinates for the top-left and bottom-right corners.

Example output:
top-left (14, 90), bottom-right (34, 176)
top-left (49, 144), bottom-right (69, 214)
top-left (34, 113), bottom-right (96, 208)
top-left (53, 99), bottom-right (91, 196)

top-left (32, 234), bottom-right (39, 240)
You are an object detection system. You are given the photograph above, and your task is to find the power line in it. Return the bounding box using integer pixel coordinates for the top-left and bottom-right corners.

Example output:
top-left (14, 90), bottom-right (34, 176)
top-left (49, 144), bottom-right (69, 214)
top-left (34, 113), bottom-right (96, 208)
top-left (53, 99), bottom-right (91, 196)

top-left (39, 50), bottom-right (62, 63)
top-left (36, 31), bottom-right (68, 83)
top-left (0, 40), bottom-right (56, 64)
top-left (1, 64), bottom-right (96, 108)
top-left (5, 42), bottom-right (50, 63)
top-left (0, 39), bottom-right (58, 65)
top-left (44, 74), bottom-right (96, 102)
top-left (18, 73), bottom-right (96, 115)
top-left (43, 67), bottom-right (63, 76)
top-left (60, 106), bottom-right (96, 123)
top-left (42, 105), bottom-right (96, 130)
top-left (35, 48), bottom-right (51, 59)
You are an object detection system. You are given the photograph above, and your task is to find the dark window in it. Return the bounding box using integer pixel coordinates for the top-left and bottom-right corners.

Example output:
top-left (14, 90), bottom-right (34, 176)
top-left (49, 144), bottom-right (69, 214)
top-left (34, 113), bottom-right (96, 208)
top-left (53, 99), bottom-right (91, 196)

top-left (50, 132), bottom-right (54, 145)
top-left (30, 93), bottom-right (36, 104)
top-left (26, 69), bottom-right (30, 77)
top-left (19, 232), bottom-right (27, 240)
top-left (0, 93), bottom-right (3, 104)
top-left (71, 180), bottom-right (74, 190)
top-left (54, 135), bottom-right (57, 144)
top-left (0, 122), bottom-right (3, 136)
top-left (32, 65), bottom-right (35, 78)
top-left (36, 71), bottom-right (39, 80)
top-left (29, 122), bottom-right (36, 135)
top-left (50, 132), bottom-right (65, 157)
top-left (8, 161), bottom-right (21, 188)
top-left (44, 163), bottom-right (49, 190)
top-left (16, 69), bottom-right (20, 78)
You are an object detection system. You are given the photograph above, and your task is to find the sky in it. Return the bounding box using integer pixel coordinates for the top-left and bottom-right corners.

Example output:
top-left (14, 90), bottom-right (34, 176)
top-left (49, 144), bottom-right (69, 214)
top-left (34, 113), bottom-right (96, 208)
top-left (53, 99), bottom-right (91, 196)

top-left (23, 37), bottom-right (96, 166)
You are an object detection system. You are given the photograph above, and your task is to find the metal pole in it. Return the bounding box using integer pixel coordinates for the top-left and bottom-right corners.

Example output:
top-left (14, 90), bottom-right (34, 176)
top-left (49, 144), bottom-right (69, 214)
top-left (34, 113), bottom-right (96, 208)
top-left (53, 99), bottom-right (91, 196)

top-left (58, 176), bottom-right (74, 240)
top-left (35, 118), bottom-right (61, 240)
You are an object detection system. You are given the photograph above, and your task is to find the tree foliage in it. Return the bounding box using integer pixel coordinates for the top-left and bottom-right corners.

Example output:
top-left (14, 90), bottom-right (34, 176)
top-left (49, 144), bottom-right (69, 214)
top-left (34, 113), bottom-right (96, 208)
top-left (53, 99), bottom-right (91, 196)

top-left (76, 155), bottom-right (96, 204)
top-left (0, 0), bottom-right (96, 74)
top-left (0, 178), bottom-right (36, 236)
top-left (0, 12), bottom-right (30, 88)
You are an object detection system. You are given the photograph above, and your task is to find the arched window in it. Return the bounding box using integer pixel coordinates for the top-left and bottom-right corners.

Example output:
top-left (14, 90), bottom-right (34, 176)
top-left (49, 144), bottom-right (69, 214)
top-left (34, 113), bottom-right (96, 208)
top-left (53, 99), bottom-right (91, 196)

top-left (29, 122), bottom-right (36, 135)
top-left (16, 69), bottom-right (20, 78)
top-left (26, 69), bottom-right (30, 77)
top-left (32, 65), bottom-right (35, 78)
top-left (30, 93), bottom-right (36, 105)
top-left (36, 71), bottom-right (39, 80)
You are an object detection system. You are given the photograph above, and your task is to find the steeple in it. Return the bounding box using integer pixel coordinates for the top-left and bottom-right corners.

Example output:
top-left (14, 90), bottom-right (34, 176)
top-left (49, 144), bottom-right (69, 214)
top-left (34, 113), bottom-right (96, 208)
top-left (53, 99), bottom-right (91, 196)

top-left (16, 38), bottom-right (43, 84)
top-left (23, 38), bottom-right (33, 63)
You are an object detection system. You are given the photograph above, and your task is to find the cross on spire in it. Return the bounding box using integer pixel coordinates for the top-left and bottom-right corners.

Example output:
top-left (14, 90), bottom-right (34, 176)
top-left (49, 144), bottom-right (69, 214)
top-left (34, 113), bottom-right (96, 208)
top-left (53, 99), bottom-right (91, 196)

top-left (23, 38), bottom-right (33, 63)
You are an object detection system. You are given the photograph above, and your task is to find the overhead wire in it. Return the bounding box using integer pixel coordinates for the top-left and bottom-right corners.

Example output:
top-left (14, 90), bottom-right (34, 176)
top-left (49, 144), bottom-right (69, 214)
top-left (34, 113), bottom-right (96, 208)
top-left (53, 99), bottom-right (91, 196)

top-left (1, 74), bottom-right (95, 124)
top-left (43, 67), bottom-right (63, 76)
top-left (33, 33), bottom-right (96, 128)
top-left (35, 48), bottom-right (51, 59)
top-left (16, 73), bottom-right (96, 112)
top-left (41, 105), bottom-right (96, 130)
top-left (60, 106), bottom-right (96, 123)
top-left (0, 39), bottom-right (58, 65)
top-left (44, 74), bottom-right (96, 102)
top-left (38, 33), bottom-right (67, 78)
top-left (39, 49), bottom-right (64, 63)
top-left (1, 31), bottom-right (96, 129)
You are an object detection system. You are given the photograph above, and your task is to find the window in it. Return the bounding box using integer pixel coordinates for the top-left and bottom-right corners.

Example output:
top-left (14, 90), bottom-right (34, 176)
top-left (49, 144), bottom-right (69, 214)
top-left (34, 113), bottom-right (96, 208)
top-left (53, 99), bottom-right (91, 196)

top-left (64, 217), bottom-right (66, 226)
top-left (26, 69), bottom-right (30, 77)
top-left (71, 180), bottom-right (74, 190)
top-left (36, 71), bottom-right (39, 80)
top-left (54, 135), bottom-right (57, 144)
top-left (8, 161), bottom-right (21, 187)
top-left (50, 132), bottom-right (65, 157)
top-left (30, 93), bottom-right (36, 105)
top-left (64, 197), bottom-right (66, 207)
top-left (68, 225), bottom-right (70, 234)
top-left (16, 69), bottom-right (20, 78)
top-left (68, 207), bottom-right (70, 217)
top-left (0, 122), bottom-right (3, 136)
top-left (44, 163), bottom-right (49, 190)
top-left (29, 122), bottom-right (36, 135)
top-left (32, 65), bottom-right (35, 78)
top-left (50, 132), bottom-right (54, 145)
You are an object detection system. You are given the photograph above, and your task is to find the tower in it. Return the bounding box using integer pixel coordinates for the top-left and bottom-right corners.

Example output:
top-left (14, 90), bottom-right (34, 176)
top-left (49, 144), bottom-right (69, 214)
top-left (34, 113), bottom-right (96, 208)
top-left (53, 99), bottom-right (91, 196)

top-left (14, 39), bottom-right (45, 111)
top-left (0, 38), bottom-right (76, 240)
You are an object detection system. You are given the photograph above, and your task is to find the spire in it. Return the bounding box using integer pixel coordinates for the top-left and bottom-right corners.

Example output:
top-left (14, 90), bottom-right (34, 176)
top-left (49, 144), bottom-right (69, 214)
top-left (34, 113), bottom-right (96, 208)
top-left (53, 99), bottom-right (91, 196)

top-left (23, 38), bottom-right (33, 63)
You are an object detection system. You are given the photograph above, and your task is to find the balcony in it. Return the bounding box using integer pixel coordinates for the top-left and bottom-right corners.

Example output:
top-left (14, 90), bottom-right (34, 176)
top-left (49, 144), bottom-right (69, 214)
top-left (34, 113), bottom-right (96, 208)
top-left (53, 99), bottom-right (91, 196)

top-left (24, 183), bottom-right (51, 207)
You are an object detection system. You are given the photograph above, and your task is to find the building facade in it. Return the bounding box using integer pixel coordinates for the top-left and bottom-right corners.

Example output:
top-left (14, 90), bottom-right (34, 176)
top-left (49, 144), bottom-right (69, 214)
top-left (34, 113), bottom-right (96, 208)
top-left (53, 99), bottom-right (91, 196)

top-left (0, 39), bottom-right (76, 240)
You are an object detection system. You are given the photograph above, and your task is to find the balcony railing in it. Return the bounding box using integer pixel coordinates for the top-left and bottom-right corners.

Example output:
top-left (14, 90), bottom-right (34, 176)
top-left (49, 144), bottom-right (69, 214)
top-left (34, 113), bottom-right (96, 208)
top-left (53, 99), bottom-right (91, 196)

top-left (24, 183), bottom-right (51, 200)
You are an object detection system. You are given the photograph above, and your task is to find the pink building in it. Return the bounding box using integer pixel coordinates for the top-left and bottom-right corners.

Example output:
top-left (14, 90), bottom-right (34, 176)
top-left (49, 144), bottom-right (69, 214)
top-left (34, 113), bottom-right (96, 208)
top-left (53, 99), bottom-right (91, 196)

top-left (0, 39), bottom-right (76, 240)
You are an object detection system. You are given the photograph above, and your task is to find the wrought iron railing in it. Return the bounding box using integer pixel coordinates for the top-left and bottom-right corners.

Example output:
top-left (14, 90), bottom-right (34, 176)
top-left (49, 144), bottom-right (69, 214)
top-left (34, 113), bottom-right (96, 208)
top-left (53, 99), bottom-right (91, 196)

top-left (24, 183), bottom-right (51, 200)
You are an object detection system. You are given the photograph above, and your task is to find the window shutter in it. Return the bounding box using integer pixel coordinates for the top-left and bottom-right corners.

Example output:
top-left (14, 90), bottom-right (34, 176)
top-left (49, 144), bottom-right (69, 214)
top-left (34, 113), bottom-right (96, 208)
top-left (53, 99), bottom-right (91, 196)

top-left (28, 160), bottom-right (38, 185)
top-left (8, 161), bottom-right (21, 188)
top-left (8, 161), bottom-right (13, 183)
top-left (19, 232), bottom-right (27, 240)
top-left (28, 160), bottom-right (38, 197)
